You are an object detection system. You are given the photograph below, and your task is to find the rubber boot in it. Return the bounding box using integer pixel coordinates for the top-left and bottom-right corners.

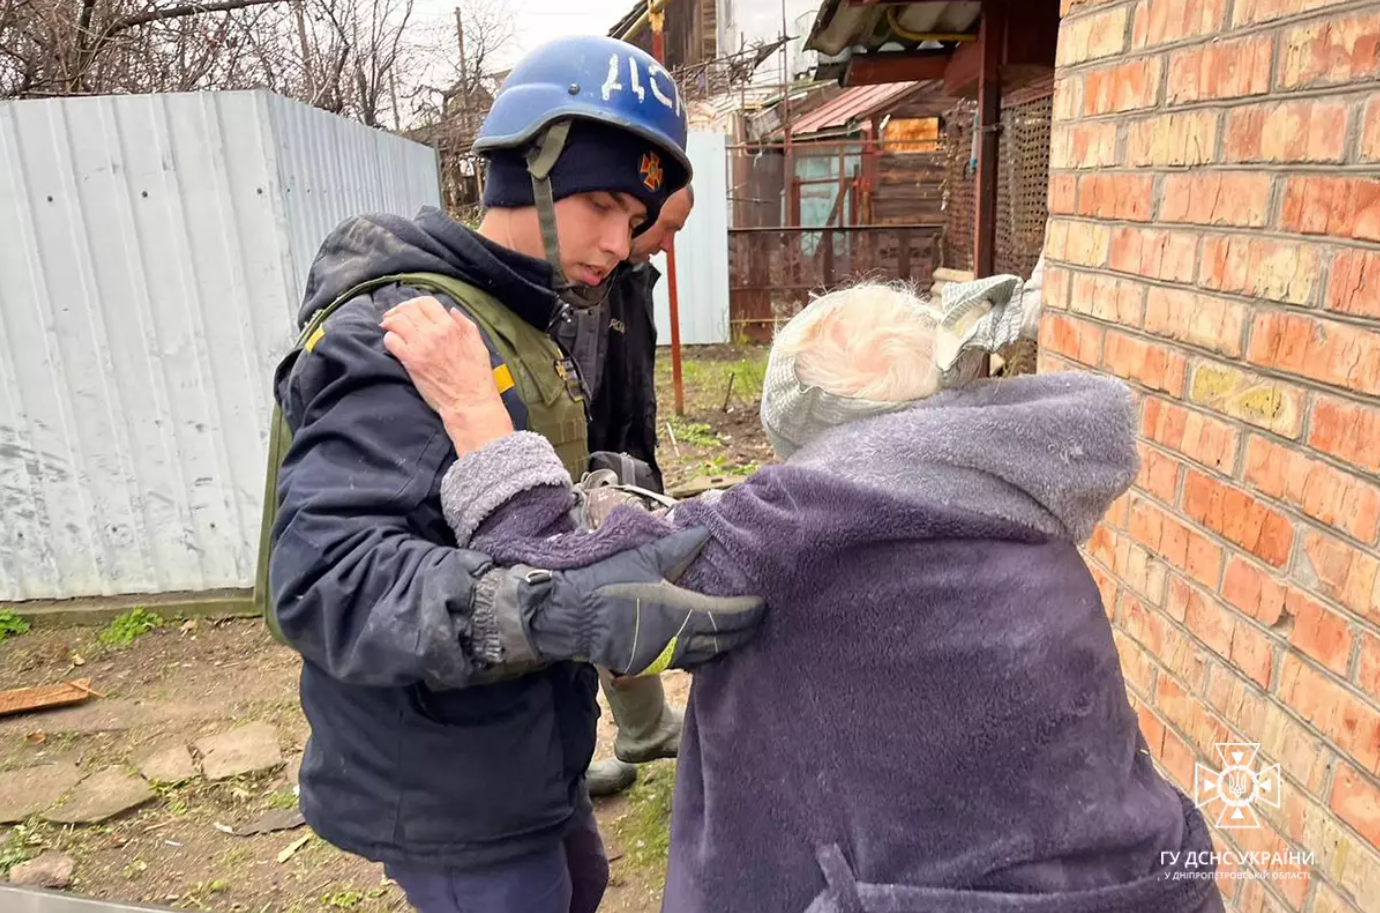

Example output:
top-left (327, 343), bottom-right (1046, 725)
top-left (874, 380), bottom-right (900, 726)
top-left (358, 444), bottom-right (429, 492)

top-left (601, 669), bottom-right (683, 764)
top-left (586, 758), bottom-right (638, 798)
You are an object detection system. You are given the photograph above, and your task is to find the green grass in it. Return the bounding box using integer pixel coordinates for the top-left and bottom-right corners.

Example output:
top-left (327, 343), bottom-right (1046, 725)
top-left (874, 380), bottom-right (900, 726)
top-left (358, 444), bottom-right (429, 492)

top-left (655, 345), bottom-right (769, 414)
top-left (613, 760), bottom-right (675, 873)
top-left (264, 790), bottom-right (299, 810)
top-left (99, 608), bottom-right (163, 648)
top-left (0, 611), bottom-right (31, 644)
top-left (667, 418), bottom-right (720, 448)
top-left (0, 840), bottom-right (33, 877)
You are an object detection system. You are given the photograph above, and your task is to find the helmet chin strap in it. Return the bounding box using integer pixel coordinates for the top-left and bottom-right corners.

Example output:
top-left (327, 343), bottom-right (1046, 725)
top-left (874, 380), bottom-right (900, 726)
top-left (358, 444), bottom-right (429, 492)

top-left (525, 121), bottom-right (574, 292)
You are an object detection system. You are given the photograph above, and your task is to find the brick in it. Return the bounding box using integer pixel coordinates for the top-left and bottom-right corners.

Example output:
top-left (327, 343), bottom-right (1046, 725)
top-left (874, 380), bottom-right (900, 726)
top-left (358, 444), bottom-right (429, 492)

top-left (1052, 76), bottom-right (1082, 123)
top-left (1128, 497), bottom-right (1224, 588)
top-left (1081, 56), bottom-right (1162, 116)
top-left (1140, 398), bottom-right (1239, 472)
top-left (1222, 557), bottom-right (1288, 626)
top-left (1066, 221), bottom-right (1112, 268)
top-left (1105, 332), bottom-right (1187, 395)
top-left (1069, 272), bottom-right (1145, 326)
top-left (1198, 235), bottom-right (1319, 307)
top-left (1281, 794), bottom-right (1380, 912)
top-left (1166, 34), bottom-right (1273, 104)
top-left (1280, 10), bottom-right (1380, 89)
top-left (1126, 111), bottom-right (1218, 166)
top-left (1175, 579), bottom-right (1230, 659)
top-left (1042, 265), bottom-right (1071, 312)
top-left (1037, 350), bottom-right (1076, 375)
top-left (1279, 176), bottom-right (1380, 242)
top-left (1233, 0), bottom-right (1345, 27)
top-left (1360, 631), bottom-right (1380, 703)
top-left (1135, 702), bottom-right (1167, 757)
top-left (1224, 99), bottom-right (1349, 164)
top-left (1188, 361), bottom-right (1306, 439)
top-left (1077, 174), bottom-right (1154, 222)
top-left (1205, 664), bottom-right (1333, 794)
top-left (1155, 669), bottom-right (1230, 754)
top-left (1051, 122), bottom-right (1119, 169)
top-left (1110, 531), bottom-right (1171, 606)
top-left (1247, 311), bottom-right (1380, 396)
top-left (1145, 287), bottom-right (1246, 357)
top-left (1088, 557), bottom-right (1119, 617)
top-left (1058, 5), bottom-right (1129, 66)
top-left (1308, 393), bottom-right (1380, 474)
top-left (1287, 590), bottom-right (1354, 676)
top-left (1132, 0), bottom-right (1226, 48)
top-left (1278, 652), bottom-right (1380, 773)
top-left (1160, 173), bottom-right (1272, 228)
top-left (1223, 816), bottom-right (1312, 908)
top-left (1244, 436), bottom-right (1380, 545)
top-left (1040, 312), bottom-right (1105, 367)
top-left (1157, 723), bottom-right (1195, 788)
top-left (1331, 765), bottom-right (1380, 869)
top-left (1182, 469), bottom-right (1295, 568)
top-left (1363, 94), bottom-right (1380, 162)
top-left (1327, 249), bottom-right (1380, 319)
top-left (1300, 529), bottom-right (1380, 625)
top-left (1048, 174), bottom-right (1077, 215)
top-left (1136, 442), bottom-right (1182, 501)
top-left (1113, 629), bottom-right (1156, 694)
top-left (1108, 227), bottom-right (1197, 283)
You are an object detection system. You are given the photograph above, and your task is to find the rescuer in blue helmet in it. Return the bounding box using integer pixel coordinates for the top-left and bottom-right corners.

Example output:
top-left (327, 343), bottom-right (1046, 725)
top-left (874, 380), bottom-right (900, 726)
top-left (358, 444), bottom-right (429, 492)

top-left (263, 34), bottom-right (761, 913)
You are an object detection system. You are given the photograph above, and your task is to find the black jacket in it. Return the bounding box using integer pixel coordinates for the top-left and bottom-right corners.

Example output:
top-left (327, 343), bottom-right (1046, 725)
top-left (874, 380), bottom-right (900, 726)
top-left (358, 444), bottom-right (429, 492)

top-left (270, 207), bottom-right (640, 869)
top-left (589, 261), bottom-right (664, 491)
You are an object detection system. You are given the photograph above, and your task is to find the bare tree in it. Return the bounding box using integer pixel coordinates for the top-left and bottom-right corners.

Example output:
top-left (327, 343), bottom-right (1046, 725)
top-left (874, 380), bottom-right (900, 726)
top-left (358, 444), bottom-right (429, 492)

top-left (0, 0), bottom-right (290, 97)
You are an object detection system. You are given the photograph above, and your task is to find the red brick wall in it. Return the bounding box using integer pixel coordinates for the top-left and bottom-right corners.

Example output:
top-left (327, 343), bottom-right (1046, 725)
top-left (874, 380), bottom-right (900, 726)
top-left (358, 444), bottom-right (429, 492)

top-left (1048, 2), bottom-right (1380, 911)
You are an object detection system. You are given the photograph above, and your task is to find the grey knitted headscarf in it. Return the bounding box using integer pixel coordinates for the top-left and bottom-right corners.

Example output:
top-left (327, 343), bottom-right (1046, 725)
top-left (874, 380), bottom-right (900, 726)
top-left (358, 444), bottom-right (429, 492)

top-left (761, 274), bottom-right (1032, 459)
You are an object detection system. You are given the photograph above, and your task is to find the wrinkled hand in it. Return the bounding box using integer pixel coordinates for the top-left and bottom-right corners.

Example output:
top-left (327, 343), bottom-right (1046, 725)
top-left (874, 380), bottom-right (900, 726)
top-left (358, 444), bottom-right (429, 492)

top-left (513, 528), bottom-right (765, 675)
top-left (381, 296), bottom-right (513, 454)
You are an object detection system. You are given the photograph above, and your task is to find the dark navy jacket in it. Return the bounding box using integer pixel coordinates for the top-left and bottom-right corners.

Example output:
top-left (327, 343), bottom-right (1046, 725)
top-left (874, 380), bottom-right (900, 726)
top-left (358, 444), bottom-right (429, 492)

top-left (270, 207), bottom-right (627, 869)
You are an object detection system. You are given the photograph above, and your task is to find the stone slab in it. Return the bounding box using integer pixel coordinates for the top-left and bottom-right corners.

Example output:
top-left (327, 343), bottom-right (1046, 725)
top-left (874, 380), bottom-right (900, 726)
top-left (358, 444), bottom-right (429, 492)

top-left (8, 852), bottom-right (75, 889)
top-left (0, 764), bottom-right (82, 823)
top-left (195, 722), bottom-right (283, 781)
top-left (43, 768), bottom-right (155, 824)
top-left (136, 745), bottom-right (197, 784)
top-left (233, 808), bottom-right (304, 836)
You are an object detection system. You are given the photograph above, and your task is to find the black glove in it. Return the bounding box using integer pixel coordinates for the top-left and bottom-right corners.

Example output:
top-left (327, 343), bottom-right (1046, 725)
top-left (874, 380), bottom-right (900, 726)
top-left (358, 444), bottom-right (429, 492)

top-left (475, 528), bottom-right (763, 676)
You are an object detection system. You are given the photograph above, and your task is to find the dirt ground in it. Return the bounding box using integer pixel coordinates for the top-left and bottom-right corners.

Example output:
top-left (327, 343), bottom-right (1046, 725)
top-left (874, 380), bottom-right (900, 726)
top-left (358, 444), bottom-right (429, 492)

top-left (0, 620), bottom-right (689, 913)
top-left (0, 344), bottom-right (772, 913)
top-left (652, 344), bottom-right (776, 490)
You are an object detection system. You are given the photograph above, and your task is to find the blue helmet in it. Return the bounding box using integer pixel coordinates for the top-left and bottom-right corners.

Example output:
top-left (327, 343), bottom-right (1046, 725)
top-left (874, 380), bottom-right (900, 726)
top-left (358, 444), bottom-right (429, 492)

top-left (475, 35), bottom-right (692, 190)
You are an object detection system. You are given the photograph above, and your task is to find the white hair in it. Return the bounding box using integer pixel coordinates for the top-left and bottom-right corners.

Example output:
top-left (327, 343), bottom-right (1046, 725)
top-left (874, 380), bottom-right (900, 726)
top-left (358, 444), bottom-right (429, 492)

top-left (775, 282), bottom-right (943, 402)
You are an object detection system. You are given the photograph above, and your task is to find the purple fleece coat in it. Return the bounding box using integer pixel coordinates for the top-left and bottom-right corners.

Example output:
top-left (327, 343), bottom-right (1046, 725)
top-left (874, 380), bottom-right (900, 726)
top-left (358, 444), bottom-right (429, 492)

top-left (440, 374), bottom-right (1225, 913)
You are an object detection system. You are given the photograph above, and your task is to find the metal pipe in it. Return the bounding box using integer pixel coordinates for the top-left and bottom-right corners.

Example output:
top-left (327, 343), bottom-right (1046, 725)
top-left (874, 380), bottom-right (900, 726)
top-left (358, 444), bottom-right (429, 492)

top-left (645, 0), bottom-right (685, 416)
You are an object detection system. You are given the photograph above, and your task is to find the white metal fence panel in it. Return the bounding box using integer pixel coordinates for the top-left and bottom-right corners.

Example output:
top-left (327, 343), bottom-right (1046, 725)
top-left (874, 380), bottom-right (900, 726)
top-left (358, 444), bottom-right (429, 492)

top-left (0, 91), bottom-right (439, 601)
top-left (652, 130), bottom-right (731, 346)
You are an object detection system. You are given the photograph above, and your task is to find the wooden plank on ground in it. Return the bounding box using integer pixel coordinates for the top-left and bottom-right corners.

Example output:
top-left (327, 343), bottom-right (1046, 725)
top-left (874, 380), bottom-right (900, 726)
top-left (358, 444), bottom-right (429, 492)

top-left (0, 679), bottom-right (97, 717)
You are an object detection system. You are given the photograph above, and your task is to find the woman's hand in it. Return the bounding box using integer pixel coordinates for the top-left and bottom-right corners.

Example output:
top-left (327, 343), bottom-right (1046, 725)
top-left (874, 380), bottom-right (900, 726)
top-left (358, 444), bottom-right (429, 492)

top-left (381, 296), bottom-right (514, 455)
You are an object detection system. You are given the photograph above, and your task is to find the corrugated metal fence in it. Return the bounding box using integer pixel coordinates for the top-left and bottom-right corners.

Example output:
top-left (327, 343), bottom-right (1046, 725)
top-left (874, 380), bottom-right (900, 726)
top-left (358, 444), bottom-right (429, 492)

top-left (0, 91), bottom-right (440, 602)
top-left (650, 131), bottom-right (731, 346)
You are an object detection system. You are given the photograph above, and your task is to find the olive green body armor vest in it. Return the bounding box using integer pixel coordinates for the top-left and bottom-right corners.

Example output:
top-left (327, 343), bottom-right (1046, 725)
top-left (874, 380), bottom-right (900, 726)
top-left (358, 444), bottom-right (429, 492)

top-left (254, 273), bottom-right (589, 641)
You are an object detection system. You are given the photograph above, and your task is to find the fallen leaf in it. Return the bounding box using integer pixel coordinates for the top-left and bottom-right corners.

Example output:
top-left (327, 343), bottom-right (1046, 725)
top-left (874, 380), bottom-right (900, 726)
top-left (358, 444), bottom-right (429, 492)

top-left (70, 653), bottom-right (85, 667)
top-left (24, 731), bottom-right (45, 744)
top-left (180, 620), bottom-right (197, 634)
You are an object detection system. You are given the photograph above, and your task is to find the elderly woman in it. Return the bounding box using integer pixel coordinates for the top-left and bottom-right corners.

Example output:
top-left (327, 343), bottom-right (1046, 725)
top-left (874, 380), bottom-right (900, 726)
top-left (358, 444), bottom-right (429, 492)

top-left (380, 279), bottom-right (1223, 913)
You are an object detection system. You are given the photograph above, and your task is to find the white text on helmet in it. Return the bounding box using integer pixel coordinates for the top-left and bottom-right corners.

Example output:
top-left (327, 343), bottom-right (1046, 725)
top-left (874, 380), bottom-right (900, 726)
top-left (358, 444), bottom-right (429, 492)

top-left (600, 53), bottom-right (680, 115)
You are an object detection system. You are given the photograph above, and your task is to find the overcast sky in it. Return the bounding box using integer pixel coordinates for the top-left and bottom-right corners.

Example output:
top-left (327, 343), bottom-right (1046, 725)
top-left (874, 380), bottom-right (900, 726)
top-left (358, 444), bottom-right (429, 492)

top-left (411, 0), bottom-right (637, 72)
